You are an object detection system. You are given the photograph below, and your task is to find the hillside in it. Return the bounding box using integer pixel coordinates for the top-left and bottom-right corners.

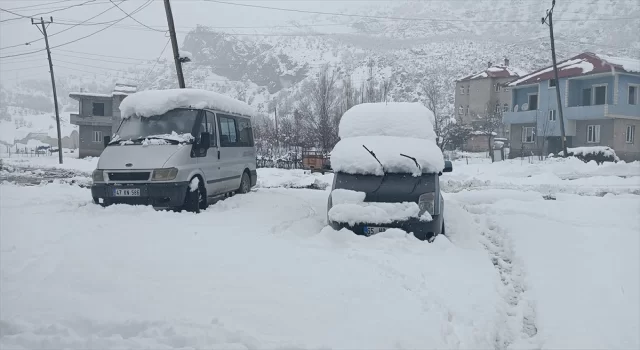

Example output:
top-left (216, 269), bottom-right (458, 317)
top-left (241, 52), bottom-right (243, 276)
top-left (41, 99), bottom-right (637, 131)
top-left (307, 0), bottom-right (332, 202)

top-left (1, 0), bottom-right (638, 125)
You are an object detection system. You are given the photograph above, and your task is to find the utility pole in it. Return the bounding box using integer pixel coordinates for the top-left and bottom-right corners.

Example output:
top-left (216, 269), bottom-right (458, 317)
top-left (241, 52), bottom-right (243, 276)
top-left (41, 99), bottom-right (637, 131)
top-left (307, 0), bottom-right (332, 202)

top-left (274, 101), bottom-right (279, 151)
top-left (543, 0), bottom-right (568, 157)
top-left (32, 17), bottom-right (63, 164)
top-left (163, 0), bottom-right (186, 88)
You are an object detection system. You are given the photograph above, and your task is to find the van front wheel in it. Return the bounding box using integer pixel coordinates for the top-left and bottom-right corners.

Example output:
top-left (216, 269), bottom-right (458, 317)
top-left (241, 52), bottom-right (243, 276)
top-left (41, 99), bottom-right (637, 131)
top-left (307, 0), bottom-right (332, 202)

top-left (238, 172), bottom-right (251, 194)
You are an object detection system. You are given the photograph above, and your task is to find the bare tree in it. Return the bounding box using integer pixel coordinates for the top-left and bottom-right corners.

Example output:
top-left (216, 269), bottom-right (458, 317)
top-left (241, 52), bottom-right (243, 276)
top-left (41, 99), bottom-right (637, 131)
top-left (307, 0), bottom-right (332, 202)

top-left (423, 76), bottom-right (456, 150)
top-left (298, 64), bottom-right (341, 153)
top-left (477, 101), bottom-right (504, 161)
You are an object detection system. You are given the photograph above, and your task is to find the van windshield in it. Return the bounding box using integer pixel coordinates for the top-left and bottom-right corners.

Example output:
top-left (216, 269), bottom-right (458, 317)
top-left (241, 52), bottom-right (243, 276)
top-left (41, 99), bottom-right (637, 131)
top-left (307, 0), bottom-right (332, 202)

top-left (113, 108), bottom-right (199, 144)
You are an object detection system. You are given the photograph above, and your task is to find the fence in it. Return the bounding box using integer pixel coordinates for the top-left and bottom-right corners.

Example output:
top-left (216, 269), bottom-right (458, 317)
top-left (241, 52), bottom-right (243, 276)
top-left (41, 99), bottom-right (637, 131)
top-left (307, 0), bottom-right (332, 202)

top-left (256, 158), bottom-right (304, 169)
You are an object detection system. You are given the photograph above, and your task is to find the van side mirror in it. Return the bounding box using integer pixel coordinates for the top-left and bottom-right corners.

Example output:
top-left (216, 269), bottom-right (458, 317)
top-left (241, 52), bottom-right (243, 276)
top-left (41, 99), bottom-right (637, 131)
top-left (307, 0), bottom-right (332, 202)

top-left (199, 132), bottom-right (211, 149)
top-left (443, 161), bottom-right (453, 173)
top-left (103, 135), bottom-right (111, 147)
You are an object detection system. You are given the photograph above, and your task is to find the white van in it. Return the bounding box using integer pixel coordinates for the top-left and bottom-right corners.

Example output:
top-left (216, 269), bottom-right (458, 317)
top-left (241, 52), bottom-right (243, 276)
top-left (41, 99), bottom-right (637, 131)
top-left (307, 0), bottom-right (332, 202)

top-left (91, 89), bottom-right (257, 213)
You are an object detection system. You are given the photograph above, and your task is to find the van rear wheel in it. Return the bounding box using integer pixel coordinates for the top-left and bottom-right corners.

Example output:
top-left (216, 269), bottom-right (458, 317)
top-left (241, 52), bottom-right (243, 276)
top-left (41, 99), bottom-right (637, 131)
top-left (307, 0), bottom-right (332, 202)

top-left (238, 172), bottom-right (251, 194)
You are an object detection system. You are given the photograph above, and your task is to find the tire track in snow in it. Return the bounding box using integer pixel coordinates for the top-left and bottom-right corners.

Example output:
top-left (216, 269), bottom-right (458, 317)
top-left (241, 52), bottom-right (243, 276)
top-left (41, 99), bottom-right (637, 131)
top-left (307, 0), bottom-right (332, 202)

top-left (462, 203), bottom-right (539, 350)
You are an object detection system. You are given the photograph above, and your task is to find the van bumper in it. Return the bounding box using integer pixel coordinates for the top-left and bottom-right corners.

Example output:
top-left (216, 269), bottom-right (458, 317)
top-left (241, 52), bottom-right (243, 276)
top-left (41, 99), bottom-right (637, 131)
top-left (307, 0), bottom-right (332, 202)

top-left (91, 182), bottom-right (190, 209)
top-left (328, 215), bottom-right (444, 241)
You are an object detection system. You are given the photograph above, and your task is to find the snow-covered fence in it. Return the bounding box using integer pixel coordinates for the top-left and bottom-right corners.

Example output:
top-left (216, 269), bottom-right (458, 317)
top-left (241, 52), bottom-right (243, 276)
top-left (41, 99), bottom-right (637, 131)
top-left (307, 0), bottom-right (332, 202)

top-left (256, 158), bottom-right (303, 169)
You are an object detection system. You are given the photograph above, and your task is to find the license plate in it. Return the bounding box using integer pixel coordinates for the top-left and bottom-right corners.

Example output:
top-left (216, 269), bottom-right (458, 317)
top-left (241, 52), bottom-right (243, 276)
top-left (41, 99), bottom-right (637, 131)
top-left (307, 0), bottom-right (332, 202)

top-left (363, 226), bottom-right (387, 236)
top-left (113, 188), bottom-right (140, 197)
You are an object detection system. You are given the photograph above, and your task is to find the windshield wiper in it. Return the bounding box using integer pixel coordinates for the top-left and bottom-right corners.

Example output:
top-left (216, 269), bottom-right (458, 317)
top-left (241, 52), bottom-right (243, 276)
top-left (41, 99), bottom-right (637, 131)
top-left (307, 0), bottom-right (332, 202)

top-left (400, 153), bottom-right (421, 172)
top-left (362, 145), bottom-right (384, 173)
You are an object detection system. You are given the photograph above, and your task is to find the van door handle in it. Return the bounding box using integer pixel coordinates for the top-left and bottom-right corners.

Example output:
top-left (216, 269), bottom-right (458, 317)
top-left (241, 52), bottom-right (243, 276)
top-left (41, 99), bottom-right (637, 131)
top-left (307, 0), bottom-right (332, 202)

top-left (217, 150), bottom-right (220, 159)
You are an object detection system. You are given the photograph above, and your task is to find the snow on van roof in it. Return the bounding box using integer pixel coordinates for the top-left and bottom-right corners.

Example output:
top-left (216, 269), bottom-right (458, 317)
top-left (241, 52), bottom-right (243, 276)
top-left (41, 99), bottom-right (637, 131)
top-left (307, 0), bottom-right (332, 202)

top-left (338, 102), bottom-right (436, 140)
top-left (119, 88), bottom-right (256, 119)
top-left (331, 136), bottom-right (445, 176)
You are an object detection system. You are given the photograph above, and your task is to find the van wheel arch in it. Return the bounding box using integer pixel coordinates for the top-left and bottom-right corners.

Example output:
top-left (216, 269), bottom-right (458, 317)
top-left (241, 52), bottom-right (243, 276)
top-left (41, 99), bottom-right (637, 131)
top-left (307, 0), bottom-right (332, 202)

top-left (238, 169), bottom-right (251, 194)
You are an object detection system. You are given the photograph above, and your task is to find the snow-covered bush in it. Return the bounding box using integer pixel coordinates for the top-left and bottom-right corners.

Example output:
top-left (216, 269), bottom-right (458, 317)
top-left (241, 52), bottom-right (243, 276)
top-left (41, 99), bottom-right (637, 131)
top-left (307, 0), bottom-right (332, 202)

top-left (559, 146), bottom-right (620, 165)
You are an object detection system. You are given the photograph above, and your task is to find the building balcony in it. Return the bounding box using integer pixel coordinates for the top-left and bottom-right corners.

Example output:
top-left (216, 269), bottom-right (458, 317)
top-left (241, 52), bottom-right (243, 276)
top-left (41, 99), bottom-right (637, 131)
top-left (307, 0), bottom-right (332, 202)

top-left (564, 104), bottom-right (640, 120)
top-left (503, 110), bottom-right (537, 124)
top-left (70, 113), bottom-right (113, 126)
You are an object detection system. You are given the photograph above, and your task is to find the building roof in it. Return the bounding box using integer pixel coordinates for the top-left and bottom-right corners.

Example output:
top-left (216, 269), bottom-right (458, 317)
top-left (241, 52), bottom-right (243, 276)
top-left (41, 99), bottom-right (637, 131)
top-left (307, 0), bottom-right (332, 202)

top-left (458, 64), bottom-right (526, 82)
top-left (508, 52), bottom-right (640, 87)
top-left (69, 83), bottom-right (138, 100)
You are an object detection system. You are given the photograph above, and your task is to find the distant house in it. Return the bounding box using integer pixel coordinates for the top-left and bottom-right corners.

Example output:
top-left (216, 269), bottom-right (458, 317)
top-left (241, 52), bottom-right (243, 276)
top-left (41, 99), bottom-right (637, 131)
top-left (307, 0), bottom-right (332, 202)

top-left (455, 58), bottom-right (525, 151)
top-left (503, 52), bottom-right (640, 161)
top-left (69, 83), bottom-right (136, 158)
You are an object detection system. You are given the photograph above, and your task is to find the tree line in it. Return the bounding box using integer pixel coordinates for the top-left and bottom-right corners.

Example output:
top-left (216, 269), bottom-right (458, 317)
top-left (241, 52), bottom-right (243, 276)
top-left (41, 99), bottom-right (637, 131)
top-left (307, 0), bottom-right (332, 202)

top-left (252, 63), bottom-right (498, 160)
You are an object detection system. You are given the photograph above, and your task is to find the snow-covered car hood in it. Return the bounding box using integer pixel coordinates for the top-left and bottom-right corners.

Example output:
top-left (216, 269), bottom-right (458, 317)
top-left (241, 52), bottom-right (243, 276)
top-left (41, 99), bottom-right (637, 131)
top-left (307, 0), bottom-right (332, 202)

top-left (97, 144), bottom-right (186, 170)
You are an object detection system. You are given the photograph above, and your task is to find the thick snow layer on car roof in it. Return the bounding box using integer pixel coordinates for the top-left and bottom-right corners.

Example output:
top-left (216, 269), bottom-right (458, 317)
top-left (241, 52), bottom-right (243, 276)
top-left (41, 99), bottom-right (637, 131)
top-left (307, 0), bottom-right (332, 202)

top-left (338, 102), bottom-right (436, 140)
top-left (331, 136), bottom-right (445, 175)
top-left (119, 88), bottom-right (256, 118)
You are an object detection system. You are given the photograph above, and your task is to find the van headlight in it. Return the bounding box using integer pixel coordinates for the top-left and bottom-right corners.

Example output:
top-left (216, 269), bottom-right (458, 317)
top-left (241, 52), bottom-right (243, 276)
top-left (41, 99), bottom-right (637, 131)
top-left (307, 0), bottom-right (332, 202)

top-left (418, 192), bottom-right (436, 215)
top-left (92, 169), bottom-right (104, 182)
top-left (152, 168), bottom-right (179, 181)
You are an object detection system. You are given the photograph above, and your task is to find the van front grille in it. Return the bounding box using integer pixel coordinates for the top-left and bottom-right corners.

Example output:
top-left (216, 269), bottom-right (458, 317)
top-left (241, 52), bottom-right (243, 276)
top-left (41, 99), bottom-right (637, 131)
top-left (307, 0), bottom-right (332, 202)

top-left (107, 172), bottom-right (150, 181)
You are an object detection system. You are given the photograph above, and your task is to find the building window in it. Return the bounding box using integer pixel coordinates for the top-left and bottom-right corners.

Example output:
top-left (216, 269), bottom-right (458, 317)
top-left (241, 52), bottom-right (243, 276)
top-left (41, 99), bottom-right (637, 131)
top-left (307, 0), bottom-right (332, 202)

top-left (549, 110), bottom-right (557, 121)
top-left (465, 105), bottom-right (469, 115)
top-left (495, 84), bottom-right (501, 92)
top-left (504, 87), bottom-right (510, 92)
top-left (92, 102), bottom-right (105, 116)
top-left (626, 125), bottom-right (635, 144)
top-left (93, 130), bottom-right (103, 143)
top-left (528, 94), bottom-right (538, 110)
top-left (458, 105), bottom-right (464, 115)
top-left (495, 103), bottom-right (501, 113)
top-left (593, 85), bottom-right (607, 105)
top-left (548, 79), bottom-right (557, 88)
top-left (459, 86), bottom-right (465, 95)
top-left (587, 125), bottom-right (601, 143)
top-left (629, 85), bottom-right (638, 105)
top-left (503, 103), bottom-right (509, 112)
top-left (522, 126), bottom-right (535, 143)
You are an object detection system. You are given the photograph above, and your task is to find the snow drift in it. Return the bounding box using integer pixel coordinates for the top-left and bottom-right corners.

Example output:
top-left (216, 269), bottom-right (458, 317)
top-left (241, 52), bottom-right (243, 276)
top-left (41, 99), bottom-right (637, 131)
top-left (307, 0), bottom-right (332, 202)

top-left (119, 88), bottom-right (256, 119)
top-left (338, 102), bottom-right (436, 140)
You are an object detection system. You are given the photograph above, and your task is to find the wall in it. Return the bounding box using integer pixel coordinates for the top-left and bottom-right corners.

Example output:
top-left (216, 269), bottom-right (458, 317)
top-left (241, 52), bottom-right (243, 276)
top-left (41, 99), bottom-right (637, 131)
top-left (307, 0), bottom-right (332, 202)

top-left (612, 118), bottom-right (640, 162)
top-left (79, 125), bottom-right (111, 158)
top-left (512, 86), bottom-right (538, 111)
top-left (80, 97), bottom-right (114, 117)
top-left (567, 75), bottom-right (615, 107)
top-left (573, 119), bottom-right (614, 148)
top-left (508, 123), bottom-right (541, 158)
top-left (617, 74), bottom-right (640, 106)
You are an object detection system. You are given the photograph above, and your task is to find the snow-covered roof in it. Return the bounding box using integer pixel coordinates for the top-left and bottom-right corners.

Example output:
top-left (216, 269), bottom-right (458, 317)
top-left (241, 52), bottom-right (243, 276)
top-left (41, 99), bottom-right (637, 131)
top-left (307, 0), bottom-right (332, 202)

top-left (68, 92), bottom-right (113, 99)
top-left (598, 54), bottom-right (640, 73)
top-left (458, 65), bottom-right (525, 82)
top-left (119, 88), bottom-right (256, 119)
top-left (509, 52), bottom-right (640, 87)
top-left (338, 102), bottom-right (436, 140)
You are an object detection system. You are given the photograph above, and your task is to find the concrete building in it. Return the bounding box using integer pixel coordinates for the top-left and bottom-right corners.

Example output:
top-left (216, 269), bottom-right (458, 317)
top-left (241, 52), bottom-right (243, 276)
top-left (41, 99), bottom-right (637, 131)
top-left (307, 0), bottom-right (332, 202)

top-left (503, 52), bottom-right (640, 162)
top-left (455, 58), bottom-right (525, 151)
top-left (69, 83), bottom-right (136, 158)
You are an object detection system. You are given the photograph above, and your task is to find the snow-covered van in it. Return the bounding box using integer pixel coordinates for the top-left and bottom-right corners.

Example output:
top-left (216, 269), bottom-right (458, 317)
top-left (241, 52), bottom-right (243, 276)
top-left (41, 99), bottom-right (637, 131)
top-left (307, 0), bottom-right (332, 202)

top-left (326, 102), bottom-right (452, 242)
top-left (91, 89), bottom-right (257, 212)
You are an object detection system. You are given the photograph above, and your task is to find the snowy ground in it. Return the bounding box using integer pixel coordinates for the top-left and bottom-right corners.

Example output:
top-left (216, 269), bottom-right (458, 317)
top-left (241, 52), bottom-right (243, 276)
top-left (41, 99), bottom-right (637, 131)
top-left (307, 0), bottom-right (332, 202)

top-left (1, 155), bottom-right (639, 349)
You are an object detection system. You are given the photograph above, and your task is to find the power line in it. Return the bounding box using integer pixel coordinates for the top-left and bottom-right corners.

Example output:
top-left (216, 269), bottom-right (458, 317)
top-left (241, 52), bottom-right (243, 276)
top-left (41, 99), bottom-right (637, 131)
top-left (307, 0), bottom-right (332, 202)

top-left (143, 38), bottom-right (170, 84)
top-left (0, 0), bottom-right (124, 50)
top-left (0, 0), bottom-right (152, 58)
top-left (108, 0), bottom-right (165, 32)
top-left (0, 64), bottom-right (50, 72)
top-left (0, 0), bottom-right (98, 23)
top-left (56, 48), bottom-right (153, 60)
top-left (205, 0), bottom-right (638, 23)
top-left (5, 0), bottom-right (76, 11)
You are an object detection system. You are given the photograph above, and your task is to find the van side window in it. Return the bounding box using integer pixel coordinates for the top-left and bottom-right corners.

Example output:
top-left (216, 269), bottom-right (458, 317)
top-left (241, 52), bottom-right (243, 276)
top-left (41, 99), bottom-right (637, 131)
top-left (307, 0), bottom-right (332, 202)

top-left (205, 111), bottom-right (217, 147)
top-left (237, 118), bottom-right (253, 147)
top-left (218, 115), bottom-right (238, 147)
